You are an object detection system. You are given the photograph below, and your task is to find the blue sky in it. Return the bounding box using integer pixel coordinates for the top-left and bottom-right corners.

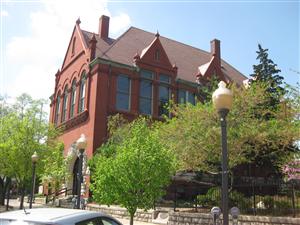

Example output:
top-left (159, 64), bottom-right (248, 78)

top-left (0, 0), bottom-right (299, 101)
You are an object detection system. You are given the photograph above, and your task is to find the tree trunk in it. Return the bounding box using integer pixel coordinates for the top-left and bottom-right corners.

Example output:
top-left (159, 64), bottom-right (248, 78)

top-left (0, 177), bottom-right (5, 205)
top-left (0, 176), bottom-right (11, 206)
top-left (130, 213), bottom-right (134, 225)
top-left (19, 188), bottom-right (25, 209)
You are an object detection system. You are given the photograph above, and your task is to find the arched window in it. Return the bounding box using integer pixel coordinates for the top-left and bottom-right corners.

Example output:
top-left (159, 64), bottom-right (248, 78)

top-left (70, 79), bottom-right (76, 118)
top-left (61, 86), bottom-right (68, 122)
top-left (78, 72), bottom-right (86, 113)
top-left (54, 92), bottom-right (61, 125)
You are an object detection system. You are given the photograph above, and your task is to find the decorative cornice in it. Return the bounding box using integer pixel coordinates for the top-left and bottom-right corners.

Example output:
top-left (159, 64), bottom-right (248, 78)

top-left (89, 57), bottom-right (137, 72)
top-left (57, 110), bottom-right (89, 131)
top-left (176, 78), bottom-right (199, 88)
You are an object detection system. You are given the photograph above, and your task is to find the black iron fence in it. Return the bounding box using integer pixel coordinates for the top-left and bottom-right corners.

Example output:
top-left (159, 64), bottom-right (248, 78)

top-left (156, 178), bottom-right (300, 217)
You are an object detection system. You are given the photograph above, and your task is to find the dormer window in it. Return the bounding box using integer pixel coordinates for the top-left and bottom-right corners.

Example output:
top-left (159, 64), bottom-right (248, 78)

top-left (71, 37), bottom-right (76, 56)
top-left (155, 49), bottom-right (160, 61)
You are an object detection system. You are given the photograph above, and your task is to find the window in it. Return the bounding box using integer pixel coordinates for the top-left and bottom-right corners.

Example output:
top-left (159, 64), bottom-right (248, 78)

top-left (158, 74), bottom-right (171, 117)
top-left (78, 72), bottom-right (86, 113)
top-left (116, 75), bottom-right (130, 111)
top-left (70, 79), bottom-right (76, 118)
top-left (61, 86), bottom-right (68, 122)
top-left (54, 93), bottom-right (61, 125)
top-left (139, 70), bottom-right (153, 115)
top-left (178, 89), bottom-right (196, 105)
top-left (72, 37), bottom-right (76, 56)
top-left (155, 49), bottom-right (160, 61)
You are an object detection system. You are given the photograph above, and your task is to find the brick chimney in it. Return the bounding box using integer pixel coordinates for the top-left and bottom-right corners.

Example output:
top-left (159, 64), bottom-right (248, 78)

top-left (98, 15), bottom-right (109, 39)
top-left (210, 39), bottom-right (221, 59)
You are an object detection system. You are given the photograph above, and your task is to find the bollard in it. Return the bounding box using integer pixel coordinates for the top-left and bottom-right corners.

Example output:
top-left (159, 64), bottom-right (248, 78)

top-left (230, 207), bottom-right (240, 225)
top-left (211, 206), bottom-right (221, 225)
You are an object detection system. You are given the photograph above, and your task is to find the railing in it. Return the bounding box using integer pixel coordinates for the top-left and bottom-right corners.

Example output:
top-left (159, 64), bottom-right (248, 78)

top-left (45, 187), bottom-right (72, 204)
top-left (156, 179), bottom-right (300, 217)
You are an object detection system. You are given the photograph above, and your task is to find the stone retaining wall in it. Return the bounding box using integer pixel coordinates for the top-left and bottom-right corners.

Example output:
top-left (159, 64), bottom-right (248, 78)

top-left (87, 203), bottom-right (153, 223)
top-left (169, 211), bottom-right (300, 225)
top-left (87, 204), bottom-right (300, 225)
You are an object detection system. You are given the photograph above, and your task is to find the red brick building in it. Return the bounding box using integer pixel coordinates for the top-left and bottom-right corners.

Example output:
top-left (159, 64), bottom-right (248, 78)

top-left (49, 15), bottom-right (246, 195)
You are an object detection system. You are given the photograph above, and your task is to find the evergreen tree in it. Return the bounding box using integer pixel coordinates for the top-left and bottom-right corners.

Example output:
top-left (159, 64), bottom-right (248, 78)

top-left (250, 44), bottom-right (285, 109)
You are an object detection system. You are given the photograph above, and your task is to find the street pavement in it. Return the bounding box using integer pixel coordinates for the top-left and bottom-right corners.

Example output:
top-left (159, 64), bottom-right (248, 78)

top-left (0, 199), bottom-right (156, 225)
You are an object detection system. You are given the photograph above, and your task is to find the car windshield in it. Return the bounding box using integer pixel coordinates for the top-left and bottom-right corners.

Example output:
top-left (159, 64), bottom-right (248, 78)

top-left (0, 220), bottom-right (47, 225)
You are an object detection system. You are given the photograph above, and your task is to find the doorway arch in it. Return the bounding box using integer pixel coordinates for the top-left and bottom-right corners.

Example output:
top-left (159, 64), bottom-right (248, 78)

top-left (72, 157), bottom-right (79, 195)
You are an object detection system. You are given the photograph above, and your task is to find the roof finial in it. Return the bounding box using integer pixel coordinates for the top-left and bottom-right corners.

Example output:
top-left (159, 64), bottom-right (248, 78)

top-left (155, 30), bottom-right (160, 38)
top-left (134, 51), bottom-right (140, 61)
top-left (91, 33), bottom-right (97, 41)
top-left (76, 17), bottom-right (81, 25)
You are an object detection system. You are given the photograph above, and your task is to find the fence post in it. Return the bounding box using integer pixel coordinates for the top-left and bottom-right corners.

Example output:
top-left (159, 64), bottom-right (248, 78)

top-left (252, 179), bottom-right (256, 216)
top-left (173, 186), bottom-right (177, 212)
top-left (292, 181), bottom-right (296, 218)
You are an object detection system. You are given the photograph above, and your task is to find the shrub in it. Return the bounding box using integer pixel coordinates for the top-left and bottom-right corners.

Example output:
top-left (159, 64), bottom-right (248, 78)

top-left (229, 190), bottom-right (251, 210)
top-left (197, 187), bottom-right (220, 207)
top-left (262, 196), bottom-right (274, 210)
top-left (275, 200), bottom-right (291, 212)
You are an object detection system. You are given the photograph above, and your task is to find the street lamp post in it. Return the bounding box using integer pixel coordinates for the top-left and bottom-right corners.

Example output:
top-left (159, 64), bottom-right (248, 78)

top-left (212, 81), bottom-right (233, 225)
top-left (76, 134), bottom-right (87, 209)
top-left (29, 151), bottom-right (38, 209)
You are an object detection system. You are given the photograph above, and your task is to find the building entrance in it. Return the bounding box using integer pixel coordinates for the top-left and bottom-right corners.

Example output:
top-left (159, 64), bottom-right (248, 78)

top-left (72, 158), bottom-right (79, 195)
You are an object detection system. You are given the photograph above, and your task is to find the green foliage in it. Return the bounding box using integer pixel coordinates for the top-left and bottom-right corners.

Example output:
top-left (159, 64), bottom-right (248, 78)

top-left (197, 74), bottom-right (220, 103)
top-left (157, 83), bottom-right (299, 174)
top-left (41, 142), bottom-right (69, 192)
top-left (262, 196), bottom-right (275, 210)
top-left (90, 116), bottom-right (176, 224)
top-left (197, 187), bottom-right (250, 210)
top-left (197, 187), bottom-right (220, 207)
top-left (0, 94), bottom-right (62, 192)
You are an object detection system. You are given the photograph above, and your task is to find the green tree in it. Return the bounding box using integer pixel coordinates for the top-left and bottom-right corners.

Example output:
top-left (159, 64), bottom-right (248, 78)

top-left (0, 94), bottom-right (63, 208)
top-left (157, 83), bottom-right (299, 176)
top-left (250, 44), bottom-right (285, 110)
top-left (90, 117), bottom-right (176, 225)
top-left (41, 141), bottom-right (69, 203)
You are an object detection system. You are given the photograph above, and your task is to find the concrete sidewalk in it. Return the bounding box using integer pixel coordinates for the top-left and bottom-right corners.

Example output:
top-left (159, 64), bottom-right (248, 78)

top-left (0, 199), bottom-right (157, 225)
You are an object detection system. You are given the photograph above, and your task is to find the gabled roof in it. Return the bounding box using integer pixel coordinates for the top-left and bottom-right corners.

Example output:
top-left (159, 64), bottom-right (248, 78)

top-left (82, 26), bottom-right (247, 85)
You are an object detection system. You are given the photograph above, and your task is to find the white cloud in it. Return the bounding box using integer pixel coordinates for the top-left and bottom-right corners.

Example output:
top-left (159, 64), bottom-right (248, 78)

top-left (4, 0), bottom-right (131, 103)
top-left (0, 10), bottom-right (8, 17)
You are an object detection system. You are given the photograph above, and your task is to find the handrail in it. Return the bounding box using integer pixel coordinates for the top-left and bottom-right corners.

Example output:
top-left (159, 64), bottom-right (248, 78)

top-left (46, 187), bottom-right (72, 204)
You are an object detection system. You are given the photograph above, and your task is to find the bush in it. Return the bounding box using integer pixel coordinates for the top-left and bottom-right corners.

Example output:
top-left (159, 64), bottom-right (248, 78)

top-left (197, 187), bottom-right (252, 211)
top-left (229, 190), bottom-right (251, 210)
top-left (263, 196), bottom-right (274, 210)
top-left (197, 187), bottom-right (220, 207)
top-left (275, 200), bottom-right (291, 212)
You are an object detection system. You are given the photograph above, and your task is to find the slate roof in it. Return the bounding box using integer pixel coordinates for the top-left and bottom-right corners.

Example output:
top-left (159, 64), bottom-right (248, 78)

top-left (82, 27), bottom-right (247, 85)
